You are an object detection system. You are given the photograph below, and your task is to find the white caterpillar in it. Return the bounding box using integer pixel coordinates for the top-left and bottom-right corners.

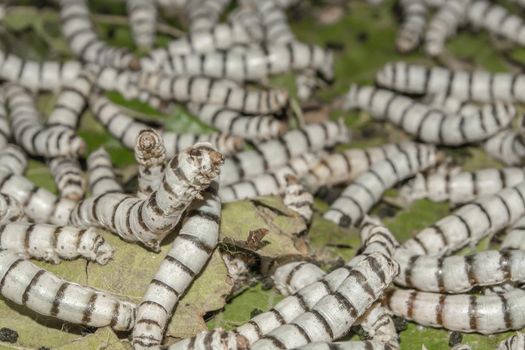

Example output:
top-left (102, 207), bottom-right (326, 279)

top-left (484, 129), bottom-right (525, 166)
top-left (292, 340), bottom-right (396, 350)
top-left (132, 181), bottom-right (221, 347)
top-left (0, 145), bottom-right (27, 175)
top-left (89, 93), bottom-right (244, 156)
top-left (220, 120), bottom-right (349, 186)
top-left (228, 5), bottom-right (265, 43)
top-left (0, 193), bottom-right (25, 224)
top-left (87, 148), bottom-right (123, 197)
top-left (344, 84), bottom-right (515, 145)
top-left (127, 0), bottom-right (157, 49)
top-left (384, 287), bottom-right (525, 334)
top-left (71, 144), bottom-right (223, 250)
top-left (59, 0), bottom-right (140, 70)
top-left (501, 215), bottom-right (525, 250)
top-left (161, 329), bottom-right (248, 350)
top-left (498, 332), bottom-right (525, 350)
top-left (255, 0), bottom-right (294, 43)
top-left (48, 157), bottom-right (86, 201)
top-left (219, 152), bottom-right (320, 202)
top-left (396, 0), bottom-right (428, 52)
top-left (135, 129), bottom-right (167, 199)
top-left (0, 223), bottom-right (113, 265)
top-left (0, 88), bottom-right (10, 149)
top-left (187, 103), bottom-right (287, 141)
top-left (324, 143), bottom-right (438, 228)
top-left (6, 84), bottom-right (85, 158)
top-left (0, 250), bottom-right (135, 330)
top-left (283, 175), bottom-right (314, 223)
top-left (185, 0), bottom-right (230, 33)
top-left (272, 261), bottom-right (326, 296)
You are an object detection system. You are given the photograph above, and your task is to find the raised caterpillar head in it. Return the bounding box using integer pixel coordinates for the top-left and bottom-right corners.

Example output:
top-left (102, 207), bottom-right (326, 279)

top-left (134, 129), bottom-right (166, 166)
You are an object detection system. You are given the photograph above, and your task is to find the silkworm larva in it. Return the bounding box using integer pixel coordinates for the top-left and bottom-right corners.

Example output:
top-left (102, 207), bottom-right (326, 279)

top-left (228, 5), bottom-right (265, 42)
top-left (502, 214), bottom-right (525, 250)
top-left (88, 65), bottom-right (142, 100)
top-left (498, 332), bottom-right (525, 350)
top-left (48, 157), bottom-right (86, 201)
top-left (283, 175), bottom-right (314, 223)
top-left (0, 170), bottom-right (76, 225)
top-left (59, 0), bottom-right (140, 70)
top-left (402, 182), bottom-right (525, 256)
top-left (185, 0), bottom-right (230, 33)
top-left (484, 129), bottom-right (525, 166)
top-left (424, 0), bottom-right (470, 56)
top-left (396, 0), bottom-right (427, 52)
top-left (0, 193), bottom-right (25, 224)
top-left (0, 88), bottom-right (9, 149)
top-left (255, 0), bottom-right (295, 44)
top-left (467, 0), bottom-right (525, 47)
top-left (251, 252), bottom-right (399, 349)
top-left (0, 250), bottom-right (135, 330)
top-left (395, 248), bottom-right (525, 293)
top-left (302, 141), bottom-right (427, 191)
top-left (87, 148), bottom-right (123, 197)
top-left (357, 303), bottom-right (399, 348)
top-left (160, 329), bottom-right (248, 350)
top-left (221, 120), bottom-right (350, 186)
top-left (292, 340), bottom-right (395, 350)
top-left (384, 287), bottom-right (525, 334)
top-left (71, 144), bottom-right (223, 250)
top-left (344, 84), bottom-right (514, 145)
top-left (0, 50), bottom-right (81, 91)
top-left (127, 0), bottom-right (157, 49)
top-left (376, 61), bottom-right (525, 103)
top-left (424, 94), bottom-right (479, 116)
top-left (0, 223), bottom-right (113, 264)
top-left (5, 84), bottom-right (85, 158)
top-left (138, 73), bottom-right (289, 114)
top-left (401, 167), bottom-right (525, 205)
top-left (135, 129), bottom-right (167, 199)
top-left (132, 181), bottom-right (220, 347)
top-left (272, 261), bottom-right (326, 296)
top-left (324, 143), bottom-right (438, 228)
top-left (89, 93), bottom-right (244, 156)
top-left (0, 145), bottom-right (27, 175)
top-left (187, 103), bottom-right (287, 141)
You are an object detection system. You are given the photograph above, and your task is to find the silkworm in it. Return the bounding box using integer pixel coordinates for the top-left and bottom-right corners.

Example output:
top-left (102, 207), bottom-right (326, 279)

top-left (5, 84), bottom-right (85, 158)
top-left (402, 182), bottom-right (525, 256)
top-left (127, 0), bottom-right (157, 49)
top-left (501, 215), bottom-right (525, 250)
top-left (283, 175), bottom-right (314, 223)
top-left (0, 223), bottom-right (113, 264)
top-left (255, 0), bottom-right (295, 44)
top-left (132, 181), bottom-right (220, 347)
top-left (498, 332), bottom-right (525, 350)
top-left (87, 148), bottom-right (123, 197)
top-left (89, 93), bottom-right (244, 156)
top-left (0, 194), bottom-right (25, 224)
top-left (134, 129), bottom-right (167, 200)
top-left (59, 0), bottom-right (140, 70)
top-left (0, 145), bottom-right (27, 175)
top-left (467, 0), bottom-right (525, 47)
top-left (185, 0), bottom-right (230, 33)
top-left (424, 94), bottom-right (479, 116)
top-left (87, 65), bottom-right (142, 100)
top-left (228, 5), bottom-right (265, 42)
top-left (395, 248), bottom-right (525, 293)
top-left (375, 61), bottom-right (525, 103)
top-left (292, 340), bottom-right (395, 350)
top-left (344, 84), bottom-right (514, 145)
top-left (0, 170), bottom-right (76, 225)
top-left (137, 73), bottom-right (289, 114)
top-left (324, 143), bottom-right (438, 228)
top-left (220, 120), bottom-right (349, 186)
top-left (272, 261), bottom-right (326, 296)
top-left (400, 167), bottom-right (525, 204)
top-left (161, 329), bottom-right (248, 350)
top-left (302, 141), bottom-right (427, 191)
top-left (187, 103), bottom-right (287, 141)
top-left (71, 144), bottom-right (223, 250)
top-left (384, 287), bottom-right (525, 334)
top-left (0, 50), bottom-right (81, 91)
top-left (358, 303), bottom-right (399, 348)
top-left (424, 0), bottom-right (470, 56)
top-left (0, 250), bottom-right (135, 330)
top-left (250, 252), bottom-right (399, 349)
top-left (484, 129), bottom-right (525, 166)
top-left (0, 88), bottom-right (10, 149)
top-left (48, 157), bottom-right (86, 201)
top-left (396, 0), bottom-right (427, 52)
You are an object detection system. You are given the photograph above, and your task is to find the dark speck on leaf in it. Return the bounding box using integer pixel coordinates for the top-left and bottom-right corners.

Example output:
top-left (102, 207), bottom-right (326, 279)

top-left (38, 347), bottom-right (51, 350)
top-left (393, 316), bottom-right (408, 332)
top-left (357, 32), bottom-right (369, 43)
top-left (325, 42), bottom-right (345, 52)
top-left (0, 328), bottom-right (18, 343)
top-left (377, 203), bottom-right (398, 218)
top-left (449, 331), bottom-right (463, 347)
top-left (361, 126), bottom-right (377, 138)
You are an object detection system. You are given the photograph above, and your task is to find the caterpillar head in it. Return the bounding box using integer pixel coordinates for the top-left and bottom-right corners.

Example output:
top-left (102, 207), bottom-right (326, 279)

top-left (134, 129), bottom-right (166, 166)
top-left (179, 143), bottom-right (224, 185)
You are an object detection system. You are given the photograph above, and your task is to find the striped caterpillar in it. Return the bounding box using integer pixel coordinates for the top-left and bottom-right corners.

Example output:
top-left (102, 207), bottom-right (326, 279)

top-left (0, 145), bottom-right (27, 175)
top-left (400, 167), bottom-right (525, 205)
top-left (187, 103), bottom-right (288, 141)
top-left (0, 250), bottom-right (135, 330)
top-left (0, 88), bottom-right (9, 149)
top-left (137, 73), bottom-right (289, 115)
top-left (0, 193), bottom-right (25, 224)
top-left (324, 143), bottom-right (438, 228)
top-left (132, 181), bottom-right (220, 347)
top-left (498, 332), bottom-right (525, 350)
top-left (89, 93), bottom-right (244, 156)
top-left (185, 0), bottom-right (230, 33)
top-left (70, 143), bottom-right (223, 250)
top-left (484, 129), bottom-right (525, 166)
top-left (282, 175), bottom-right (314, 223)
top-left (135, 129), bottom-right (167, 199)
top-left (292, 340), bottom-right (396, 350)
top-left (48, 157), bottom-right (86, 201)
top-left (218, 152), bottom-right (320, 202)
top-left (161, 329), bottom-right (248, 350)
top-left (344, 84), bottom-right (515, 145)
top-left (127, 0), bottom-right (157, 49)
top-left (375, 61), bottom-right (525, 103)
top-left (384, 287), bottom-right (525, 334)
top-left (255, 0), bottom-right (295, 44)
top-left (6, 84), bottom-right (85, 158)
top-left (396, 0), bottom-right (427, 52)
top-left (228, 5), bottom-right (265, 43)
top-left (87, 148), bottom-right (123, 197)
top-left (0, 223), bottom-right (113, 265)
top-left (501, 215), bottom-right (525, 250)
top-left (59, 0), bottom-right (140, 70)
top-left (220, 120), bottom-right (349, 186)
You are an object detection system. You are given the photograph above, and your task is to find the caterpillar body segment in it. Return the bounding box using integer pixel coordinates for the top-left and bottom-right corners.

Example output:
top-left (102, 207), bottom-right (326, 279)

top-left (484, 129), bottom-right (525, 166)
top-left (396, 0), bottom-right (427, 52)
top-left (87, 148), bottom-right (123, 197)
top-left (48, 157), bottom-right (86, 201)
top-left (283, 175), bottom-right (314, 223)
top-left (0, 193), bottom-right (25, 224)
top-left (127, 0), bottom-right (157, 49)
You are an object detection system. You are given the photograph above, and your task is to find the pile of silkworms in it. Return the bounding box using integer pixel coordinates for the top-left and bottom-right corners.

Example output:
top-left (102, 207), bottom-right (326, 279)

top-left (1, 0), bottom-right (525, 349)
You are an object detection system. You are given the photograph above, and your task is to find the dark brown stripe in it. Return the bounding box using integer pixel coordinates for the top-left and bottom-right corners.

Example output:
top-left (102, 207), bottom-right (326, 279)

top-left (468, 295), bottom-right (478, 330)
top-left (50, 282), bottom-right (70, 316)
top-left (310, 309), bottom-right (334, 339)
top-left (81, 293), bottom-right (99, 324)
top-left (21, 269), bottom-right (45, 305)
